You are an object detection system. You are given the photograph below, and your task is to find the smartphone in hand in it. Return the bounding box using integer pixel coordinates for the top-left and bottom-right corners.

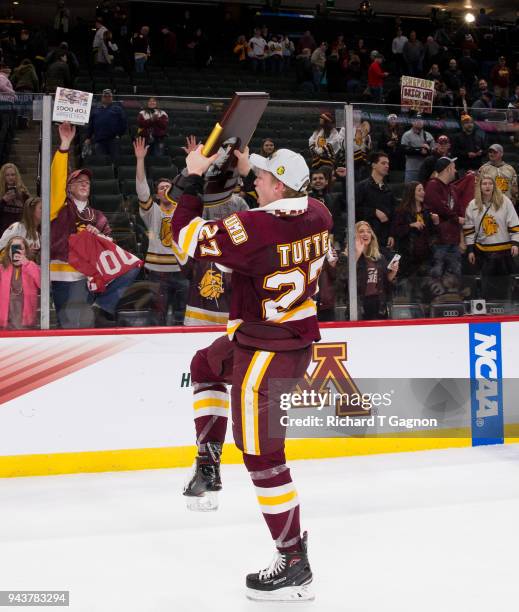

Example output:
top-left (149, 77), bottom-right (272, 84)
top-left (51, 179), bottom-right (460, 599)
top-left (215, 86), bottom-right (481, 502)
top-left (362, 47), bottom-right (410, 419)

top-left (387, 253), bottom-right (401, 270)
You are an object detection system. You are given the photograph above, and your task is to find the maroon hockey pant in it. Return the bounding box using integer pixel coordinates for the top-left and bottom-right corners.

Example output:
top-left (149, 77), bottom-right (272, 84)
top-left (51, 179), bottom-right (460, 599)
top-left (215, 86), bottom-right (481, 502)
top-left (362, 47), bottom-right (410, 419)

top-left (190, 334), bottom-right (312, 552)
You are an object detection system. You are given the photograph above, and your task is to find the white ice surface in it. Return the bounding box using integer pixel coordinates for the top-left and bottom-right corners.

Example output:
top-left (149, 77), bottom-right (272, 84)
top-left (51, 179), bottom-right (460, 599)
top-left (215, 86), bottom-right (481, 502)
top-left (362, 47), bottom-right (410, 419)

top-left (0, 445), bottom-right (518, 612)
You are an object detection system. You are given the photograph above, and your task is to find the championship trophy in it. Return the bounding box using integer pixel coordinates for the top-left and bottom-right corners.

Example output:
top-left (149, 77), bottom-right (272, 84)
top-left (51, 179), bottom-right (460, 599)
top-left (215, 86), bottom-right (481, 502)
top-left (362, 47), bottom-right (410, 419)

top-left (170, 92), bottom-right (269, 206)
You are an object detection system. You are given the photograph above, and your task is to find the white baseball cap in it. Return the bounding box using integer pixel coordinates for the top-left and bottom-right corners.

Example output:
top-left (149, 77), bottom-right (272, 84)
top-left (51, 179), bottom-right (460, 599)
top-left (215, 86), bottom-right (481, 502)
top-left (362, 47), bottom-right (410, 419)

top-left (249, 149), bottom-right (310, 192)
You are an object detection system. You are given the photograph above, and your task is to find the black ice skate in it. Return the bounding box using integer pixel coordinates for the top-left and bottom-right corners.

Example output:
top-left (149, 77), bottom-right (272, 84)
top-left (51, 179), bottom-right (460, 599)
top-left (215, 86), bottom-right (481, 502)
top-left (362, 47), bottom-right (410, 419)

top-left (246, 531), bottom-right (314, 601)
top-left (183, 442), bottom-right (222, 512)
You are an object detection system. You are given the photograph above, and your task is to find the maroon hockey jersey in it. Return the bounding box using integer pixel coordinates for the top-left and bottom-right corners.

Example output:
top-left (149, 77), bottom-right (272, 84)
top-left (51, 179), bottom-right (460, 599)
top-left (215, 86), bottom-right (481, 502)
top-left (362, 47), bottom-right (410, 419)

top-left (68, 231), bottom-right (143, 293)
top-left (171, 175), bottom-right (333, 344)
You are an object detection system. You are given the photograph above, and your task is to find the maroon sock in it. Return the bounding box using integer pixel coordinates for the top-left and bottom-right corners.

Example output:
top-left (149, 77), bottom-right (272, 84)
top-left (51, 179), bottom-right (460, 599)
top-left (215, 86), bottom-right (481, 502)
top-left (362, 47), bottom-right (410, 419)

top-left (244, 450), bottom-right (301, 553)
top-left (192, 383), bottom-right (228, 453)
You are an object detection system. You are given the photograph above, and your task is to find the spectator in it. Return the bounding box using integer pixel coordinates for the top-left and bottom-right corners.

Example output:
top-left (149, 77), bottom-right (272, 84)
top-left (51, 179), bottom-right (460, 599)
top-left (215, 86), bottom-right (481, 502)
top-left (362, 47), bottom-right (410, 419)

top-left (298, 30), bottom-right (316, 54)
top-left (311, 42), bottom-right (327, 90)
top-left (316, 246), bottom-right (338, 322)
top-left (464, 176), bottom-right (519, 299)
top-left (476, 78), bottom-right (491, 99)
top-left (324, 49), bottom-right (343, 94)
top-left (0, 196), bottom-right (41, 262)
top-left (392, 28), bottom-right (408, 76)
top-left (85, 89), bottom-right (127, 160)
top-left (401, 116), bottom-right (434, 182)
top-left (419, 134), bottom-right (451, 184)
top-left (346, 221), bottom-right (399, 320)
top-left (443, 59), bottom-right (463, 93)
top-left (490, 56), bottom-right (511, 100)
top-left (458, 49), bottom-right (479, 90)
top-left (50, 122), bottom-right (138, 328)
top-left (11, 58), bottom-right (38, 92)
top-left (248, 28), bottom-right (267, 73)
top-left (0, 163), bottom-right (30, 237)
top-left (189, 28), bottom-right (212, 69)
top-left (354, 38), bottom-right (370, 71)
top-left (10, 58), bottom-right (38, 129)
top-left (0, 237), bottom-right (40, 330)
top-left (233, 35), bottom-right (248, 67)
top-left (281, 35), bottom-right (295, 72)
top-left (433, 79), bottom-right (451, 108)
top-left (355, 151), bottom-right (395, 248)
top-left (0, 65), bottom-right (15, 102)
top-left (423, 36), bottom-right (441, 72)
top-left (392, 181), bottom-right (439, 282)
top-left (267, 35), bottom-right (283, 73)
top-left (295, 48), bottom-right (314, 92)
top-left (44, 50), bottom-right (70, 92)
top-left (132, 25), bottom-right (150, 73)
top-left (479, 144), bottom-right (518, 205)
top-left (137, 97), bottom-right (169, 156)
top-left (309, 112), bottom-right (342, 169)
top-left (47, 41), bottom-right (79, 83)
top-left (345, 53), bottom-right (362, 94)
top-left (476, 8), bottom-right (491, 27)
top-left (353, 120), bottom-right (372, 179)
top-left (133, 137), bottom-right (188, 325)
top-left (308, 167), bottom-right (345, 247)
top-left (509, 84), bottom-right (519, 106)
top-left (451, 86), bottom-right (472, 116)
top-left (53, 0), bottom-right (70, 43)
top-left (367, 51), bottom-right (388, 103)
top-left (452, 114), bottom-right (485, 173)
top-left (471, 90), bottom-right (493, 120)
top-left (92, 17), bottom-right (108, 61)
top-left (424, 156), bottom-right (464, 280)
top-left (379, 113), bottom-right (403, 169)
top-left (94, 29), bottom-right (115, 71)
top-left (426, 63), bottom-right (442, 81)
top-left (259, 138), bottom-right (276, 158)
top-left (403, 31), bottom-right (424, 77)
top-left (160, 27), bottom-right (177, 67)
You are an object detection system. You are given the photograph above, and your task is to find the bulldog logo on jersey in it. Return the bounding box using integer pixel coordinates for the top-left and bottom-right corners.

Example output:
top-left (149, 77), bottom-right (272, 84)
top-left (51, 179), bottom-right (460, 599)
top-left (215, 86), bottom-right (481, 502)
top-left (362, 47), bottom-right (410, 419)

top-left (482, 214), bottom-right (498, 237)
top-left (199, 268), bottom-right (224, 300)
top-left (160, 217), bottom-right (173, 247)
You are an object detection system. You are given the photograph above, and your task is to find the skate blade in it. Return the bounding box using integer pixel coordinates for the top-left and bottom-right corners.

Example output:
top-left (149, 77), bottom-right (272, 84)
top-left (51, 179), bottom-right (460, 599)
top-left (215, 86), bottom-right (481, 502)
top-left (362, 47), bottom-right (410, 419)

top-left (246, 582), bottom-right (314, 602)
top-left (185, 491), bottom-right (219, 512)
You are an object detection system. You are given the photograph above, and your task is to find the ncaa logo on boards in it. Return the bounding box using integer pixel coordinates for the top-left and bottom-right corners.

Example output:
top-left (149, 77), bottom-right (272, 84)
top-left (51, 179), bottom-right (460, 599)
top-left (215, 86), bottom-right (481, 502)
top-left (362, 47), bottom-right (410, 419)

top-left (468, 323), bottom-right (504, 446)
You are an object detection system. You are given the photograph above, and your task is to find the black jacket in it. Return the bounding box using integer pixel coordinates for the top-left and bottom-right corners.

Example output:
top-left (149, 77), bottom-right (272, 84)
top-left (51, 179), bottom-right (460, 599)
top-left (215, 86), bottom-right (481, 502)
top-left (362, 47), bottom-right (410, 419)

top-left (355, 176), bottom-right (395, 246)
top-left (452, 129), bottom-right (486, 170)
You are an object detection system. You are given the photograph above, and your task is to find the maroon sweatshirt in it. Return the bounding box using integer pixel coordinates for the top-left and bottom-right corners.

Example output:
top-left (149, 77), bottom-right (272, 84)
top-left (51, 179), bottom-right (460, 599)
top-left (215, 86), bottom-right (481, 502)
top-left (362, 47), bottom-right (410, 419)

top-left (424, 177), bottom-right (463, 245)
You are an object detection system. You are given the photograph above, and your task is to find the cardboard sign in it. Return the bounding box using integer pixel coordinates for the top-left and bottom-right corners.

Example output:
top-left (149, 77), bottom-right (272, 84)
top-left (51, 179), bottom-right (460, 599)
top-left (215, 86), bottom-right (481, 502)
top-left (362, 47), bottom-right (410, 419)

top-left (401, 76), bottom-right (435, 114)
top-left (52, 87), bottom-right (93, 125)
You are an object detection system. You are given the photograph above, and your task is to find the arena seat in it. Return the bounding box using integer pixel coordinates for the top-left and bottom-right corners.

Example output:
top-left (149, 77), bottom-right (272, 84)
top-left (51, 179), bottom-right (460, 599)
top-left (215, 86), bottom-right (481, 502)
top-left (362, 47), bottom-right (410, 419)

top-left (92, 179), bottom-right (121, 195)
top-left (90, 166), bottom-right (115, 180)
top-left (91, 194), bottom-right (124, 212)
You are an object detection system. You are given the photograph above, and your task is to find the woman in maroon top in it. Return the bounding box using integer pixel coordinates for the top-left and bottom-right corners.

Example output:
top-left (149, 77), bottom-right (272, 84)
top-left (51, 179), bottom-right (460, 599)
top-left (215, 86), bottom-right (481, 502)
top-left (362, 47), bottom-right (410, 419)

top-left (137, 97), bottom-right (169, 156)
top-left (346, 221), bottom-right (399, 320)
top-left (0, 163), bottom-right (30, 237)
top-left (392, 181), bottom-right (439, 280)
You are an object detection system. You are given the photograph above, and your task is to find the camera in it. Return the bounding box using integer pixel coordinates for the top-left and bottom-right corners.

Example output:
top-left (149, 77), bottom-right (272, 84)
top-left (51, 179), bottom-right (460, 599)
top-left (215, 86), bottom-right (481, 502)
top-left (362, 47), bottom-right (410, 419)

top-left (470, 299), bottom-right (486, 315)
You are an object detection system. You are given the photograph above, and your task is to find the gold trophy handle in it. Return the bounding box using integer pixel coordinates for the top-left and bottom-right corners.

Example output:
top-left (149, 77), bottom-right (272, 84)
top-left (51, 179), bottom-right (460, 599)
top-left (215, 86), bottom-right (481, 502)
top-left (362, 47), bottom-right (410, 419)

top-left (202, 123), bottom-right (223, 157)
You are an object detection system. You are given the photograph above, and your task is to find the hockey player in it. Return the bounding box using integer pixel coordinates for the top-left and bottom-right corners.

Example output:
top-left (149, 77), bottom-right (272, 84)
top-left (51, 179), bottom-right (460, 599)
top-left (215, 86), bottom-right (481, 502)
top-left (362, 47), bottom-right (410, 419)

top-left (172, 144), bottom-right (332, 601)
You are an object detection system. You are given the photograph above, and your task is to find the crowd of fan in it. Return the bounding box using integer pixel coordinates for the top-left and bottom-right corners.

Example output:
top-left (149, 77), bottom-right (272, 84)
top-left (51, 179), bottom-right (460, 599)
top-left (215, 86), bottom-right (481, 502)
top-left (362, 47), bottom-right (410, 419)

top-left (1, 3), bottom-right (519, 328)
